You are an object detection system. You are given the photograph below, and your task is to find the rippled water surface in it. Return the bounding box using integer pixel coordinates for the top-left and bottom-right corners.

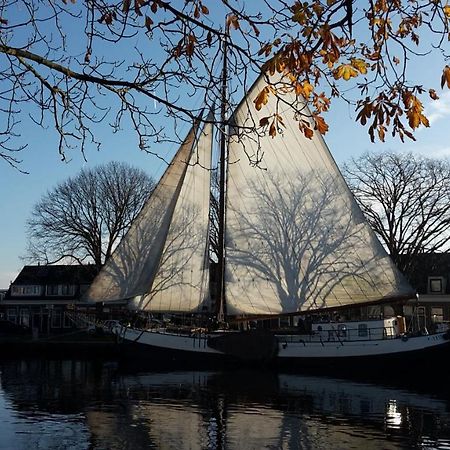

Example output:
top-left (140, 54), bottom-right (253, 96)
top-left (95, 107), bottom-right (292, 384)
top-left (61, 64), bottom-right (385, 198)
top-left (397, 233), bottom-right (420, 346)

top-left (1, 359), bottom-right (450, 449)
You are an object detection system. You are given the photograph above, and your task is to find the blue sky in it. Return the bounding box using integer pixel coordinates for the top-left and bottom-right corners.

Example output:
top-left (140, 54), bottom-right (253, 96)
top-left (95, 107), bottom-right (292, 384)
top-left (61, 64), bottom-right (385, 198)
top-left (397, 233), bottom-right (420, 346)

top-left (1, 2), bottom-right (450, 288)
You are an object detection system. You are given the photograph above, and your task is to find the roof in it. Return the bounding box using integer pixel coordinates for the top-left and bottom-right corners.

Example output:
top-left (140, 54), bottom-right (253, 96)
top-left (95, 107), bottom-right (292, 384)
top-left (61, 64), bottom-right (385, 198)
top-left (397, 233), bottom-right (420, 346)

top-left (10, 265), bottom-right (99, 286)
top-left (404, 253), bottom-right (450, 295)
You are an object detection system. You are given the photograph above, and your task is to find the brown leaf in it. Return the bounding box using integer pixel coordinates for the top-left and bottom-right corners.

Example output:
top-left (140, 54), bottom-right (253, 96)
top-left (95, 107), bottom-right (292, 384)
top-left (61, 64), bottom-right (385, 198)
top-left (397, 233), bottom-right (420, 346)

top-left (429, 89), bottom-right (439, 100)
top-left (227, 14), bottom-right (240, 30)
top-left (269, 120), bottom-right (277, 138)
top-left (302, 125), bottom-right (314, 140)
top-left (122, 0), bottom-right (131, 13)
top-left (145, 15), bottom-right (153, 31)
top-left (314, 115), bottom-right (329, 134)
top-left (253, 86), bottom-right (273, 111)
top-left (441, 66), bottom-right (450, 89)
top-left (259, 117), bottom-right (270, 127)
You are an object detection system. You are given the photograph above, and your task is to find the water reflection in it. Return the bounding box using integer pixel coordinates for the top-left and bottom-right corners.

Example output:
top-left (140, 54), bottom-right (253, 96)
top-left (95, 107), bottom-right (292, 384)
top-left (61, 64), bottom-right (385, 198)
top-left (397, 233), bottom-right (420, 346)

top-left (1, 359), bottom-right (450, 449)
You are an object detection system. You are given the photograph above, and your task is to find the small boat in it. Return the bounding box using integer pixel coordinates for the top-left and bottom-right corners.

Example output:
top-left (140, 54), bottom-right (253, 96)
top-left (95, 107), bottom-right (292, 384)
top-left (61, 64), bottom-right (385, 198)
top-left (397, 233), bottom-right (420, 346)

top-left (83, 52), bottom-right (450, 370)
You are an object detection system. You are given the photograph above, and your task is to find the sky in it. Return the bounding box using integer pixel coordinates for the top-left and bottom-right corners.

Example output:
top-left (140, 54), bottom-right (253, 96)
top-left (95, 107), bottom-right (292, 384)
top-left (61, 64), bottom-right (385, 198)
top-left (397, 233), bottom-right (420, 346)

top-left (1, 3), bottom-right (450, 288)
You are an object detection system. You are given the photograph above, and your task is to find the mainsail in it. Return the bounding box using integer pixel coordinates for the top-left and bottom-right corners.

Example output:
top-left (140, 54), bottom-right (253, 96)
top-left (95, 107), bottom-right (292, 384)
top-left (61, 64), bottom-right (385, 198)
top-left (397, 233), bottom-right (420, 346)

top-left (84, 119), bottom-right (213, 313)
top-left (224, 76), bottom-right (415, 316)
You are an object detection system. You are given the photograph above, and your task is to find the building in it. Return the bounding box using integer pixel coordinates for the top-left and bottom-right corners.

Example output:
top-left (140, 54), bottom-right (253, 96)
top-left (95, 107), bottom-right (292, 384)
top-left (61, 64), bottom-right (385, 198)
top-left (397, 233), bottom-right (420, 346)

top-left (1, 265), bottom-right (100, 334)
top-left (402, 253), bottom-right (450, 332)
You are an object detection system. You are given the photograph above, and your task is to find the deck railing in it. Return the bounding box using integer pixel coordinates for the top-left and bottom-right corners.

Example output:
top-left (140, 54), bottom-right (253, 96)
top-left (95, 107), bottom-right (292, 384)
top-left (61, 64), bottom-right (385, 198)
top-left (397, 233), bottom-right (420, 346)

top-left (276, 325), bottom-right (399, 344)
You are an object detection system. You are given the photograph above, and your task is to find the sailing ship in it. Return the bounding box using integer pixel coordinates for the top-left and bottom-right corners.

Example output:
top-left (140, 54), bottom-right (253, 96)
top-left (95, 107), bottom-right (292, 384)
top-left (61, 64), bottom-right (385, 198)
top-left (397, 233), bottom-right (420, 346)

top-left (82, 70), bottom-right (450, 369)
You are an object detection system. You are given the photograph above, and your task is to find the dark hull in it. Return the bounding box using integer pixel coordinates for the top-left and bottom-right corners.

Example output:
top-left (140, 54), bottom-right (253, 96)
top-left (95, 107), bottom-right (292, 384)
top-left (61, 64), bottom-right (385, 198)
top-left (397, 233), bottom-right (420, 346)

top-left (114, 329), bottom-right (450, 379)
top-left (276, 339), bottom-right (450, 380)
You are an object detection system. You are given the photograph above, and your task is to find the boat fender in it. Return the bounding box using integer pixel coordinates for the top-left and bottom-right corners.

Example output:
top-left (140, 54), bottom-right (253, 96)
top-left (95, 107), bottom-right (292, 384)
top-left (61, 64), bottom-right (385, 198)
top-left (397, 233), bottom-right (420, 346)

top-left (282, 342), bottom-right (288, 349)
top-left (401, 335), bottom-right (408, 342)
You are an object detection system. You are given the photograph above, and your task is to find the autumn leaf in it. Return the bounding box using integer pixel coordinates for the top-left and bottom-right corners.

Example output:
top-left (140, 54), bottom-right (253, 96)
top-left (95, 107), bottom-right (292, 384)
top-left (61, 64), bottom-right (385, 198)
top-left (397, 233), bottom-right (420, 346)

top-left (145, 15), bottom-right (153, 31)
top-left (441, 66), bottom-right (450, 89)
top-left (299, 122), bottom-right (313, 139)
top-left (429, 89), bottom-right (439, 100)
top-left (443, 4), bottom-right (450, 18)
top-left (302, 80), bottom-right (314, 98)
top-left (254, 86), bottom-right (275, 111)
top-left (259, 116), bottom-right (270, 127)
top-left (333, 64), bottom-right (358, 81)
top-left (403, 92), bottom-right (429, 129)
top-left (269, 120), bottom-right (277, 138)
top-left (351, 58), bottom-right (368, 75)
top-left (356, 101), bottom-right (373, 126)
top-left (122, 0), bottom-right (131, 13)
top-left (314, 115), bottom-right (329, 134)
top-left (227, 14), bottom-right (240, 30)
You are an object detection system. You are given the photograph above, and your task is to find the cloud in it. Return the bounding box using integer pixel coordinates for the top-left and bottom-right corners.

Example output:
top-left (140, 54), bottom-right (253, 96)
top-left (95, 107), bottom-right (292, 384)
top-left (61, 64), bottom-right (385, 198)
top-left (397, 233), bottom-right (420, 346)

top-left (426, 146), bottom-right (450, 159)
top-left (425, 91), bottom-right (450, 125)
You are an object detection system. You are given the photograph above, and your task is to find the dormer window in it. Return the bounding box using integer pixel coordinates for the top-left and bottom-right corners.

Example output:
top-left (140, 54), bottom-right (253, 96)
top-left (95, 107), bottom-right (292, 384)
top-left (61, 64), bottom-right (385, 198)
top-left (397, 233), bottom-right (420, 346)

top-left (61, 284), bottom-right (74, 296)
top-left (46, 285), bottom-right (59, 296)
top-left (428, 277), bottom-right (445, 294)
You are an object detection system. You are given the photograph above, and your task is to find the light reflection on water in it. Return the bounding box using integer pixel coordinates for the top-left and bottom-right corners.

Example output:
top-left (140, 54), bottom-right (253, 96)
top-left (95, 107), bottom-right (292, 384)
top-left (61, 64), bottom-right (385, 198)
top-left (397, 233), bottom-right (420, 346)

top-left (0, 359), bottom-right (450, 449)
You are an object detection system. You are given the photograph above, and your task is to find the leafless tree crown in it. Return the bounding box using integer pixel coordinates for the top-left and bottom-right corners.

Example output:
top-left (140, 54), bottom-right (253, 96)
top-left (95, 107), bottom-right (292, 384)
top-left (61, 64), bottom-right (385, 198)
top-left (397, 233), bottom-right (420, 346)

top-left (26, 161), bottom-right (155, 267)
top-left (343, 151), bottom-right (450, 274)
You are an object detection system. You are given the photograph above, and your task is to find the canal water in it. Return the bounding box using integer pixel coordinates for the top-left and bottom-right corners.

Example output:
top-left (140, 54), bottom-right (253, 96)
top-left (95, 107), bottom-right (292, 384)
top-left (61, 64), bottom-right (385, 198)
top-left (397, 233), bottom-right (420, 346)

top-left (1, 358), bottom-right (450, 449)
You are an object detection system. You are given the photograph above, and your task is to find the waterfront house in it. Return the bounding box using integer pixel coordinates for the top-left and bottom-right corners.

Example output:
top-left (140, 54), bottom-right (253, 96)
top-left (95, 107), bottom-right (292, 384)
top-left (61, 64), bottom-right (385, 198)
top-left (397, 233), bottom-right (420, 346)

top-left (402, 253), bottom-right (450, 332)
top-left (1, 265), bottom-right (99, 334)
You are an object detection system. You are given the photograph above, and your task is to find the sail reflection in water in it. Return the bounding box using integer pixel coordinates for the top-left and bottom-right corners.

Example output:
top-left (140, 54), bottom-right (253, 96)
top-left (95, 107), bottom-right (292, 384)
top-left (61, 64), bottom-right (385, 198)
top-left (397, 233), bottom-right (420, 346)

top-left (1, 359), bottom-right (450, 449)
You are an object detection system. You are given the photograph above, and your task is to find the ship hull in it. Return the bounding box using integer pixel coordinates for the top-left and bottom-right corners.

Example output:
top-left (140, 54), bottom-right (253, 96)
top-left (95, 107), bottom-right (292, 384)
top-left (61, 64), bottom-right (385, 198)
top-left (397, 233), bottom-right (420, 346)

top-left (111, 324), bottom-right (450, 374)
top-left (275, 332), bottom-right (450, 377)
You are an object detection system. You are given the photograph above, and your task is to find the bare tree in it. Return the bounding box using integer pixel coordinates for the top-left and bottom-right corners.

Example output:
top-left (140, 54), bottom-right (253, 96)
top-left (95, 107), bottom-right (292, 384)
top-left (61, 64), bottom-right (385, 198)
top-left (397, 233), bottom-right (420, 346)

top-left (1, 1), bottom-right (450, 168)
top-left (26, 161), bottom-right (155, 267)
top-left (343, 152), bottom-right (450, 274)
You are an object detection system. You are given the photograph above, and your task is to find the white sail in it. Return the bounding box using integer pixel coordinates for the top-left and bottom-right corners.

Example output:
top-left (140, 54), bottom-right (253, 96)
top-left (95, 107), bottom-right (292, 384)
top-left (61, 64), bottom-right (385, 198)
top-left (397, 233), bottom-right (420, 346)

top-left (224, 76), bottom-right (415, 316)
top-left (140, 122), bottom-right (213, 312)
top-left (84, 120), bottom-right (212, 313)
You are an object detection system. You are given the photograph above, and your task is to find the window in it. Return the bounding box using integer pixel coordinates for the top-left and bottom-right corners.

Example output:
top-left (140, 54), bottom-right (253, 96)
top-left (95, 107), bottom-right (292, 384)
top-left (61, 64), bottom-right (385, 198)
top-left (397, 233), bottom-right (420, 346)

top-left (11, 285), bottom-right (40, 296)
top-left (61, 285), bottom-right (75, 296)
top-left (46, 285), bottom-right (59, 296)
top-left (432, 307), bottom-right (444, 323)
top-left (7, 308), bottom-right (17, 323)
top-left (428, 277), bottom-right (445, 294)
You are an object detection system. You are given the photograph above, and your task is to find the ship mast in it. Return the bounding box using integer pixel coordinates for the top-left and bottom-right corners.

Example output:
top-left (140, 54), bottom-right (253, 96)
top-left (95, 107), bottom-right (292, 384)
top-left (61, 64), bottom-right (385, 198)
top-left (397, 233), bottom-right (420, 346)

top-left (216, 19), bottom-right (229, 324)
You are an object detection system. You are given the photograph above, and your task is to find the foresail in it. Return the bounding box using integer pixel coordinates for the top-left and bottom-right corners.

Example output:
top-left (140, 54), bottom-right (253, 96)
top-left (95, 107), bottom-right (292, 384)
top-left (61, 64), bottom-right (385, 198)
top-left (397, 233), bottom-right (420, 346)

top-left (225, 76), bottom-right (415, 316)
top-left (83, 120), bottom-right (211, 311)
top-left (140, 121), bottom-right (213, 312)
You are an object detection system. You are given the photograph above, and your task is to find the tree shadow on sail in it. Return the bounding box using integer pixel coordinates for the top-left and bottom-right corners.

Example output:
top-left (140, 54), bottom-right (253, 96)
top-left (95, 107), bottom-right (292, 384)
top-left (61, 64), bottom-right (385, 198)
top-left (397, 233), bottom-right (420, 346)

top-left (95, 199), bottom-right (211, 313)
top-left (225, 171), bottom-right (401, 315)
